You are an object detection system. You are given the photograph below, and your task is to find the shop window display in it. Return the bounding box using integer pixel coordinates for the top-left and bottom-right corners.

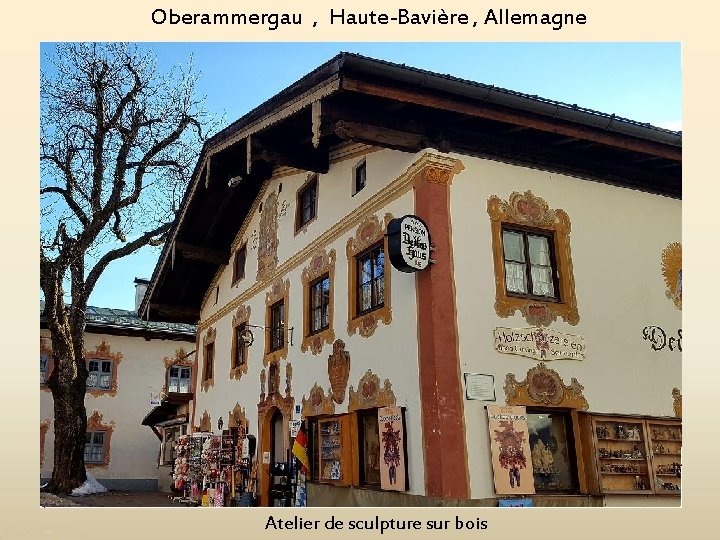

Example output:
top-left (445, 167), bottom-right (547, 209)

top-left (648, 420), bottom-right (681, 494)
top-left (306, 408), bottom-right (405, 490)
top-left (526, 409), bottom-right (578, 493)
top-left (583, 414), bottom-right (681, 495)
top-left (307, 415), bottom-right (352, 486)
top-left (359, 410), bottom-right (381, 487)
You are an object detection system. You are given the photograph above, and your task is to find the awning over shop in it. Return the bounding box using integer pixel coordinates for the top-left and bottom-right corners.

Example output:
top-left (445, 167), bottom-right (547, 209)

top-left (141, 393), bottom-right (192, 439)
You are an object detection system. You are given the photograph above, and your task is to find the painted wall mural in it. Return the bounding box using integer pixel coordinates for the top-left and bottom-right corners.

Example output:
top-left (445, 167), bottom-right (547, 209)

top-left (327, 339), bottom-right (351, 404)
top-left (257, 191), bottom-right (279, 281)
top-left (661, 242), bottom-right (682, 310)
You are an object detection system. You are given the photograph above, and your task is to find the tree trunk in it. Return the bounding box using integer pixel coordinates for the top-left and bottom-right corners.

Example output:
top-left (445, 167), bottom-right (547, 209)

top-left (44, 373), bottom-right (88, 494)
top-left (41, 269), bottom-right (89, 494)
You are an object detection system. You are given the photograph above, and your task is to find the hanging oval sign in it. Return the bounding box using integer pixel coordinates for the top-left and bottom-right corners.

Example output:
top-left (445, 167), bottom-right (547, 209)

top-left (387, 215), bottom-right (432, 272)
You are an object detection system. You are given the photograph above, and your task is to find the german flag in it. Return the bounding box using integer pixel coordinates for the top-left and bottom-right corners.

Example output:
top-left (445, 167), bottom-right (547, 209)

top-left (292, 426), bottom-right (310, 474)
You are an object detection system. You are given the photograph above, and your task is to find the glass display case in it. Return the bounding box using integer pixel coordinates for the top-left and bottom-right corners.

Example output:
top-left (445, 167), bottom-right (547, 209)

top-left (583, 414), bottom-right (681, 496)
top-left (591, 416), bottom-right (652, 494)
top-left (319, 418), bottom-right (343, 482)
top-left (648, 420), bottom-right (681, 495)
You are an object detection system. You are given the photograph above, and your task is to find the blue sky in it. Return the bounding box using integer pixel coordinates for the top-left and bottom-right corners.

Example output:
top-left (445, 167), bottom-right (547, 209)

top-left (40, 42), bottom-right (681, 311)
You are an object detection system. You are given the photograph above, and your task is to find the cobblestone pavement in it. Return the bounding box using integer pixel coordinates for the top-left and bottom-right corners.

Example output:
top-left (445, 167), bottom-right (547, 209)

top-left (41, 491), bottom-right (188, 507)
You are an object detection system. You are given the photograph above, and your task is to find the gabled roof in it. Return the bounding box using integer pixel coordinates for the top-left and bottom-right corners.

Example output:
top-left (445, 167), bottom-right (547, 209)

top-left (141, 52), bottom-right (682, 324)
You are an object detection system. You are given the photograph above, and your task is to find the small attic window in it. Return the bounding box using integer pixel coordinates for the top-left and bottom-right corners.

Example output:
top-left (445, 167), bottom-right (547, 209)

top-left (353, 159), bottom-right (366, 195)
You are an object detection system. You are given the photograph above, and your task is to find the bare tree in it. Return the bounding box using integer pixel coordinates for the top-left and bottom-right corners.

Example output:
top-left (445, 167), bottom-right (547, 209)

top-left (40, 43), bottom-right (210, 493)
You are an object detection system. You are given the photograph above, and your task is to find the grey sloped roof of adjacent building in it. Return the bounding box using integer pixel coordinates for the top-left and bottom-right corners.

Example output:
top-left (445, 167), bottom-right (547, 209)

top-left (40, 302), bottom-right (196, 340)
top-left (84, 306), bottom-right (196, 335)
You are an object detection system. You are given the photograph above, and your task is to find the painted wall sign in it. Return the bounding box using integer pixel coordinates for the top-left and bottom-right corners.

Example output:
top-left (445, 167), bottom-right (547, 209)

top-left (377, 406), bottom-right (407, 491)
top-left (643, 326), bottom-right (682, 352)
top-left (494, 327), bottom-right (586, 361)
top-left (387, 215), bottom-right (432, 272)
top-left (487, 405), bottom-right (535, 495)
top-left (464, 373), bottom-right (496, 401)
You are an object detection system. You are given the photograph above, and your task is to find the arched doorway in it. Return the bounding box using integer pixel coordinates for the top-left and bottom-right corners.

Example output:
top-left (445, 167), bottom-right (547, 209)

top-left (257, 362), bottom-right (295, 506)
top-left (259, 405), bottom-right (289, 506)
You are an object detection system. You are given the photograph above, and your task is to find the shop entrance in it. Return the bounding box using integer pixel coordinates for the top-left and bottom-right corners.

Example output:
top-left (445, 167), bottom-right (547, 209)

top-left (259, 405), bottom-right (289, 506)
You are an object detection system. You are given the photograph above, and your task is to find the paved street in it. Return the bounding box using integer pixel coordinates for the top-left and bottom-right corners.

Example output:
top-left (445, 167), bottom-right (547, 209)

top-left (41, 491), bottom-right (186, 507)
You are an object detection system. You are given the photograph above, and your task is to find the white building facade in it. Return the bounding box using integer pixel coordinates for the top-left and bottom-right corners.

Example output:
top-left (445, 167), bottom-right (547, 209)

top-left (142, 54), bottom-right (681, 506)
top-left (41, 290), bottom-right (196, 491)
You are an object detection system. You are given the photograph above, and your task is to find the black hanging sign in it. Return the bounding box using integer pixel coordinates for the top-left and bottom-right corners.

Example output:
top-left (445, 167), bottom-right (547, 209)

top-left (387, 215), bottom-right (432, 272)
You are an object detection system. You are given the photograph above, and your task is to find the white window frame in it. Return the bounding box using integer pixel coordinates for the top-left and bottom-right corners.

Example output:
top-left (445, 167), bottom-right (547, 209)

top-left (352, 159), bottom-right (367, 196)
top-left (168, 366), bottom-right (192, 393)
top-left (84, 431), bottom-right (106, 463)
top-left (40, 354), bottom-right (49, 386)
top-left (86, 359), bottom-right (113, 390)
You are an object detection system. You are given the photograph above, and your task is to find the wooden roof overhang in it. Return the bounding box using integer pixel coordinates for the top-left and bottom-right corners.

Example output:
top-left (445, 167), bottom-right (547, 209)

top-left (142, 53), bottom-right (682, 324)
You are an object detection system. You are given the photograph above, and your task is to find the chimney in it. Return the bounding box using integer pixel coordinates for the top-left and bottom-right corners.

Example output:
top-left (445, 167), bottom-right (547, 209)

top-left (134, 278), bottom-right (150, 316)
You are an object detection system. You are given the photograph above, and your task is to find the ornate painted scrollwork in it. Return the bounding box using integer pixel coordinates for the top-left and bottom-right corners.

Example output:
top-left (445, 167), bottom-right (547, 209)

top-left (301, 383), bottom-right (335, 417)
top-left (662, 242), bottom-right (682, 311)
top-left (85, 410), bottom-right (115, 469)
top-left (504, 363), bottom-right (588, 410)
top-left (199, 410), bottom-right (212, 433)
top-left (348, 369), bottom-right (396, 412)
top-left (672, 387), bottom-right (682, 418)
top-left (228, 403), bottom-right (248, 433)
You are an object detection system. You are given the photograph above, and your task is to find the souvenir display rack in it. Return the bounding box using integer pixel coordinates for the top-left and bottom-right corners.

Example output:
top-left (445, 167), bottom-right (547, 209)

top-left (648, 419), bottom-right (682, 494)
top-left (582, 414), bottom-right (681, 496)
top-left (172, 432), bottom-right (211, 505)
top-left (319, 418), bottom-right (343, 483)
top-left (172, 431), bottom-right (257, 506)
